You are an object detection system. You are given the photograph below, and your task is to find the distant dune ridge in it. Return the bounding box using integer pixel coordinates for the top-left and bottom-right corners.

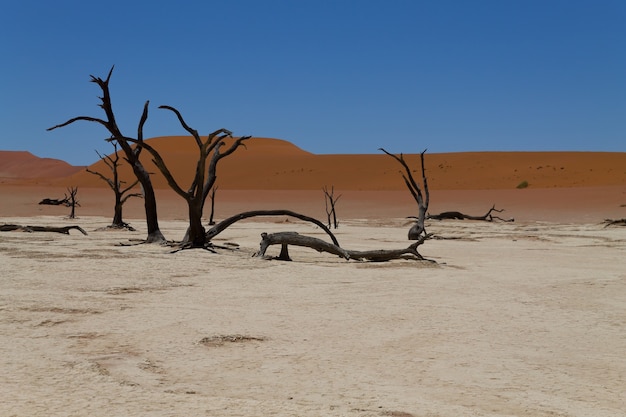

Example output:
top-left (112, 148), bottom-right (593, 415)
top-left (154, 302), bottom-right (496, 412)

top-left (1, 137), bottom-right (624, 190)
top-left (0, 150), bottom-right (84, 180)
top-left (1, 136), bottom-right (625, 223)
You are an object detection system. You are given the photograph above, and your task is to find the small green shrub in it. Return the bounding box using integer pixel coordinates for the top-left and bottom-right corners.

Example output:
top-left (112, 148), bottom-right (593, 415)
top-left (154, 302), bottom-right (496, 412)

top-left (516, 180), bottom-right (529, 189)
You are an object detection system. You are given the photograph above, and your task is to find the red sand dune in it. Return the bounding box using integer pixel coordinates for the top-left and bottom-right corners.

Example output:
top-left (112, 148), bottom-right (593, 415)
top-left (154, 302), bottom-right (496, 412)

top-left (25, 136), bottom-right (626, 190)
top-left (1, 137), bottom-right (625, 222)
top-left (0, 151), bottom-right (84, 182)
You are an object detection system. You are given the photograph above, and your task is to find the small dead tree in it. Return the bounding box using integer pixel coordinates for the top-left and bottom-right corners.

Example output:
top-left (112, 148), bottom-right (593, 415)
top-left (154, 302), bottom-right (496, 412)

top-left (322, 185), bottom-right (341, 229)
top-left (208, 185), bottom-right (218, 226)
top-left (380, 149), bottom-right (429, 240)
top-left (65, 187), bottom-right (80, 219)
top-left (48, 67), bottom-right (166, 243)
top-left (86, 143), bottom-right (143, 230)
top-left (38, 188), bottom-right (80, 218)
top-left (126, 106), bottom-right (251, 248)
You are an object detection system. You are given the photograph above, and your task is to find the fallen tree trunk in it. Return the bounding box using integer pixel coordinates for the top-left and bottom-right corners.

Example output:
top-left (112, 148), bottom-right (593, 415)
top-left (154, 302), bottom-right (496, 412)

top-left (603, 218), bottom-right (626, 227)
top-left (0, 224), bottom-right (88, 235)
top-left (255, 231), bottom-right (430, 262)
top-left (257, 232), bottom-right (349, 260)
top-left (345, 241), bottom-right (428, 262)
top-left (427, 205), bottom-right (514, 222)
top-left (38, 198), bottom-right (69, 206)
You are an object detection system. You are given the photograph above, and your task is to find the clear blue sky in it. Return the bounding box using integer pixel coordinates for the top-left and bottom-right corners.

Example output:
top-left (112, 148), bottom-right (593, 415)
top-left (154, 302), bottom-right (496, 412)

top-left (1, 0), bottom-right (624, 165)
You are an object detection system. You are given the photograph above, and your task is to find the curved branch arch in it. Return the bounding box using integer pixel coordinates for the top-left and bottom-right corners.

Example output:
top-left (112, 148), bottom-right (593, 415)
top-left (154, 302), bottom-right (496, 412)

top-left (206, 210), bottom-right (340, 246)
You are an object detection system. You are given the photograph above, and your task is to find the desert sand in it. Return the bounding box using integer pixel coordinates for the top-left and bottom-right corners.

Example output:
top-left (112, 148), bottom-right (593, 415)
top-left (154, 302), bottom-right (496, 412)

top-left (1, 138), bottom-right (625, 416)
top-left (1, 216), bottom-right (625, 417)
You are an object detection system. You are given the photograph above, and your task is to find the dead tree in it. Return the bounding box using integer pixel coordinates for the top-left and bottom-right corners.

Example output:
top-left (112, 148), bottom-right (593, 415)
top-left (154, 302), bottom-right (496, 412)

top-left (603, 218), bottom-right (626, 227)
top-left (322, 185), bottom-right (341, 229)
top-left (0, 224), bottom-right (87, 235)
top-left (428, 205), bottom-right (514, 222)
top-left (208, 185), bottom-right (218, 225)
top-left (65, 187), bottom-right (80, 219)
top-left (38, 188), bottom-right (82, 219)
top-left (380, 149), bottom-right (429, 240)
top-left (257, 232), bottom-right (348, 260)
top-left (125, 106), bottom-right (251, 248)
top-left (205, 209), bottom-right (340, 247)
top-left (39, 197), bottom-right (70, 206)
top-left (201, 209), bottom-right (431, 262)
top-left (48, 67), bottom-right (166, 243)
top-left (86, 143), bottom-right (142, 230)
top-left (256, 231), bottom-right (431, 262)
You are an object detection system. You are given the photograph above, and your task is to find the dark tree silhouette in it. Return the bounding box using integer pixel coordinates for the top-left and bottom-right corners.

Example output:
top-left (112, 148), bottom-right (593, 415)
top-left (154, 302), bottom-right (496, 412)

top-left (39, 197), bottom-right (69, 206)
top-left (256, 231), bottom-right (429, 262)
top-left (86, 143), bottom-right (143, 229)
top-left (65, 187), bottom-right (80, 219)
top-left (125, 106), bottom-right (251, 248)
top-left (0, 224), bottom-right (87, 235)
top-left (322, 185), bottom-right (341, 229)
top-left (47, 67), bottom-right (166, 243)
top-left (380, 149), bottom-right (429, 240)
top-left (427, 205), bottom-right (513, 222)
top-left (603, 218), bottom-right (626, 227)
top-left (208, 185), bottom-right (218, 225)
top-left (204, 209), bottom-right (431, 262)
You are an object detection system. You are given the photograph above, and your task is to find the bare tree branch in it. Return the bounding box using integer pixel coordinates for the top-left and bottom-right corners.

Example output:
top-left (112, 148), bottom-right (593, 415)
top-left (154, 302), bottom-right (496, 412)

top-left (158, 105), bottom-right (202, 146)
top-left (47, 66), bottom-right (165, 242)
top-left (255, 231), bottom-right (432, 262)
top-left (47, 116), bottom-right (109, 132)
top-left (206, 209), bottom-right (340, 246)
top-left (122, 137), bottom-right (187, 198)
top-left (381, 148), bottom-right (430, 240)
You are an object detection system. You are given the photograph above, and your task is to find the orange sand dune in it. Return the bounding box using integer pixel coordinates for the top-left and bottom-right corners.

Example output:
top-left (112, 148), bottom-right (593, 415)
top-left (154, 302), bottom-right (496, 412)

top-left (1, 137), bottom-right (625, 222)
top-left (39, 136), bottom-right (626, 191)
top-left (0, 151), bottom-right (84, 182)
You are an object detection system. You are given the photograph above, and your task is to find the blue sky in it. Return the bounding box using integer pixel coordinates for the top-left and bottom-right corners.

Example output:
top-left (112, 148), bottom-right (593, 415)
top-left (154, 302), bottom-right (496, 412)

top-left (1, 0), bottom-right (624, 165)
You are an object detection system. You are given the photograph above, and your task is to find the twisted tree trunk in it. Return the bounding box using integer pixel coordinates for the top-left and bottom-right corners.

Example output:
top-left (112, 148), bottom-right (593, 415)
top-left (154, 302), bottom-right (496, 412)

top-left (126, 106), bottom-right (251, 248)
top-left (47, 67), bottom-right (166, 243)
top-left (256, 231), bottom-right (430, 262)
top-left (206, 209), bottom-right (340, 246)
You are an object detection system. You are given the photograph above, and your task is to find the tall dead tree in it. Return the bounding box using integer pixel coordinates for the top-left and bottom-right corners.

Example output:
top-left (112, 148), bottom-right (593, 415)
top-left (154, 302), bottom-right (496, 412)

top-left (125, 106), bottom-right (251, 248)
top-left (86, 143), bottom-right (143, 229)
top-left (380, 149), bottom-right (429, 240)
top-left (322, 185), bottom-right (341, 229)
top-left (47, 67), bottom-right (166, 243)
